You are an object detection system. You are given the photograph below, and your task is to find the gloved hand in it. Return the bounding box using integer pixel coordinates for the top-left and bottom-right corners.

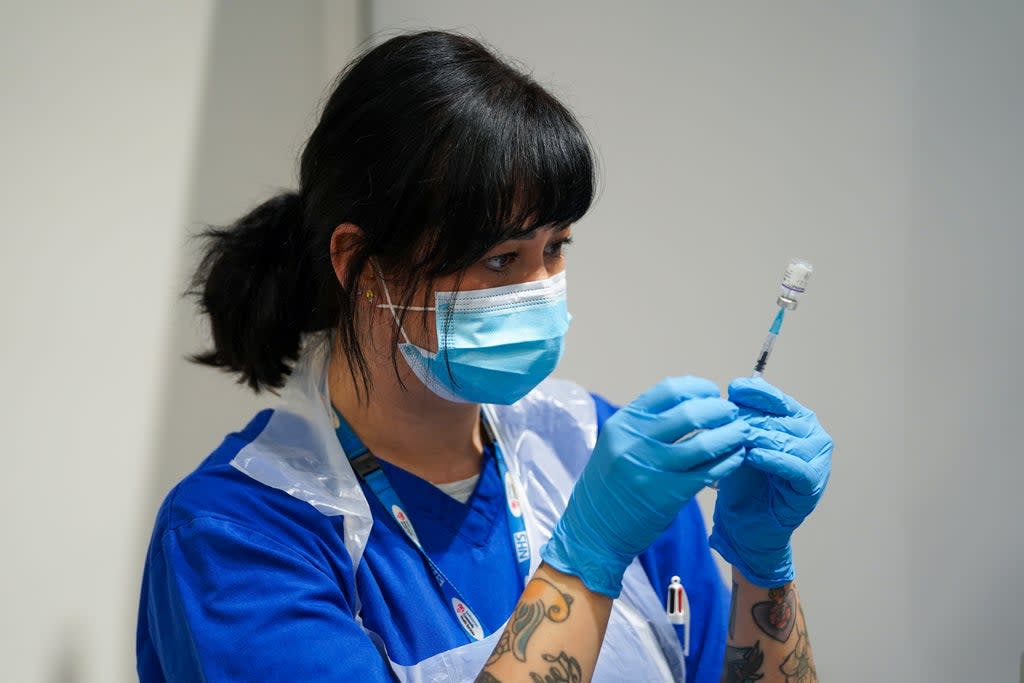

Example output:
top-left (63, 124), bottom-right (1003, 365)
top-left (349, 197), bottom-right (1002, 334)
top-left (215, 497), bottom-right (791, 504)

top-left (541, 376), bottom-right (750, 598)
top-left (709, 377), bottom-right (833, 587)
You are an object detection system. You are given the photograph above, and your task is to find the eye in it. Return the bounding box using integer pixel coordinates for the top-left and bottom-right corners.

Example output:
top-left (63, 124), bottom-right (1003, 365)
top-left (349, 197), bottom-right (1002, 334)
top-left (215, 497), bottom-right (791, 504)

top-left (484, 252), bottom-right (518, 272)
top-left (545, 236), bottom-right (573, 258)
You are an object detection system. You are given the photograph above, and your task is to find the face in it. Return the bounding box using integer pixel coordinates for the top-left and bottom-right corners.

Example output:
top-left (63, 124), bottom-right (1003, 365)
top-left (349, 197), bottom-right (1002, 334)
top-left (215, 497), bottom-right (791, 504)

top-left (373, 224), bottom-right (573, 355)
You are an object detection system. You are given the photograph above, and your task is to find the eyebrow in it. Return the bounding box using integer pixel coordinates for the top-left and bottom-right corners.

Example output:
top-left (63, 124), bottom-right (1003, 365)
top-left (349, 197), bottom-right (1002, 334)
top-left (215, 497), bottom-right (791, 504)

top-left (505, 224), bottom-right (572, 241)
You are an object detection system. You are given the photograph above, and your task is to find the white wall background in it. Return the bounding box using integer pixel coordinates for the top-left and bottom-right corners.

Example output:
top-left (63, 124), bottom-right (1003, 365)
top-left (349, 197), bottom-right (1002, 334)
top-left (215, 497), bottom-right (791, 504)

top-left (1, 4), bottom-right (214, 680)
top-left (907, 2), bottom-right (1024, 681)
top-left (0, 1), bottom-right (364, 681)
top-left (1, 1), bottom-right (1019, 681)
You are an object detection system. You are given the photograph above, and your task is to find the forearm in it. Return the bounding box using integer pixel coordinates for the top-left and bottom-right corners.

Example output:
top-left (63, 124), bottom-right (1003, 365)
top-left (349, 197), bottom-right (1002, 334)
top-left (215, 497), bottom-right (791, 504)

top-left (722, 569), bottom-right (816, 683)
top-left (476, 562), bottom-right (612, 683)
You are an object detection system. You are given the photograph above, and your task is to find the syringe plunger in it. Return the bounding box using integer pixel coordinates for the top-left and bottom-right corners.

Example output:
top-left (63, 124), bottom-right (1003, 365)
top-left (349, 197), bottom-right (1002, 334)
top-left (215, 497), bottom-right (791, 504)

top-left (754, 333), bottom-right (777, 374)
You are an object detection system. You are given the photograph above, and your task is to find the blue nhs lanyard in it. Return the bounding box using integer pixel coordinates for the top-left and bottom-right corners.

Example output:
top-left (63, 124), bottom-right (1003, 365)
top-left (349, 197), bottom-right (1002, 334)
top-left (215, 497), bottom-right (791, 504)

top-left (331, 405), bottom-right (531, 643)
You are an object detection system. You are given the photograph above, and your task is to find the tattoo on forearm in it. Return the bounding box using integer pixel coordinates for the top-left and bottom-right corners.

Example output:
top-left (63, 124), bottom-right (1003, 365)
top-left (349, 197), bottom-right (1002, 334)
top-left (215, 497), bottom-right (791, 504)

top-left (723, 642), bottom-right (765, 683)
top-left (484, 578), bottom-right (574, 666)
top-left (751, 586), bottom-right (796, 643)
top-left (776, 604), bottom-right (817, 682)
top-left (729, 581), bottom-right (738, 640)
top-left (798, 603), bottom-right (811, 649)
top-left (724, 589), bottom-right (815, 683)
top-left (779, 624), bottom-right (816, 682)
top-left (477, 673), bottom-right (503, 683)
top-left (528, 651), bottom-right (582, 683)
top-left (487, 629), bottom-right (512, 667)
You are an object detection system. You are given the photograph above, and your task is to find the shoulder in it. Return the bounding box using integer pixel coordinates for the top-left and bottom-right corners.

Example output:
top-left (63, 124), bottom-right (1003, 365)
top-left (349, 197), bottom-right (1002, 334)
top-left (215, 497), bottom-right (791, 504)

top-left (150, 409), bottom-right (340, 566)
top-left (157, 409), bottom-right (275, 530)
top-left (139, 412), bottom-right (372, 680)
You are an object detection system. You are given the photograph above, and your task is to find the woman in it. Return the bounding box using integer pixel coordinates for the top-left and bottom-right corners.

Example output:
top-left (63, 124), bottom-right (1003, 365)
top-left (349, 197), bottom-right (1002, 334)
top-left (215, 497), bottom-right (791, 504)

top-left (137, 30), bottom-right (832, 683)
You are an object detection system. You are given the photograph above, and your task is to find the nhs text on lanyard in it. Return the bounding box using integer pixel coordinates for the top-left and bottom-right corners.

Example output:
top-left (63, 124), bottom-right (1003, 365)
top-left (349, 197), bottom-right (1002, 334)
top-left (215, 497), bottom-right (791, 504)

top-left (332, 405), bottom-right (531, 643)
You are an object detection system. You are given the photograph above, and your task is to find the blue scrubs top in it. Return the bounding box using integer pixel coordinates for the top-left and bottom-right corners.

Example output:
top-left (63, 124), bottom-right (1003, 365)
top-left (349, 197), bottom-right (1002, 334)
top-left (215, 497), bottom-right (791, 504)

top-left (137, 394), bottom-right (729, 682)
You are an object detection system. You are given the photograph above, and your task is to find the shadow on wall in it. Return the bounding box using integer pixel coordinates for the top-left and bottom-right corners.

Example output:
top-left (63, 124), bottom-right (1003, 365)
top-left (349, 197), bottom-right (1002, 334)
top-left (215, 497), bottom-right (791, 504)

top-left (123, 1), bottom-right (367, 680)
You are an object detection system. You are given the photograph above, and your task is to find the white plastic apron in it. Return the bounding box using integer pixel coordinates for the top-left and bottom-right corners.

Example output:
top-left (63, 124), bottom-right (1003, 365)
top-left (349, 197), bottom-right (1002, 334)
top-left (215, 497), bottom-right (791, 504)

top-left (232, 340), bottom-right (685, 682)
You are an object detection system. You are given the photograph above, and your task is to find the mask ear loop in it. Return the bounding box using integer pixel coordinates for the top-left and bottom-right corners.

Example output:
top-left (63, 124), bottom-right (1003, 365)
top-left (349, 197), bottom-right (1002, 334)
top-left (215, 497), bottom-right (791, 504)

top-left (371, 258), bottom-right (434, 346)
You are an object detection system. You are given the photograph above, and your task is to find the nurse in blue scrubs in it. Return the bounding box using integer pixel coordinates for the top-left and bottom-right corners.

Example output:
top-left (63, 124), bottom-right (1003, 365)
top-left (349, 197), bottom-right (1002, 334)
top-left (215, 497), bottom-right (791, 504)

top-left (138, 29), bottom-right (832, 683)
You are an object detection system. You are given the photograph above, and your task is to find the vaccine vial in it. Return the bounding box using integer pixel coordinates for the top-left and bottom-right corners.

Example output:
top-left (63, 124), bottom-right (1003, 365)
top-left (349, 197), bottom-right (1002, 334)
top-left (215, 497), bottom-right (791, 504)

top-left (777, 258), bottom-right (814, 310)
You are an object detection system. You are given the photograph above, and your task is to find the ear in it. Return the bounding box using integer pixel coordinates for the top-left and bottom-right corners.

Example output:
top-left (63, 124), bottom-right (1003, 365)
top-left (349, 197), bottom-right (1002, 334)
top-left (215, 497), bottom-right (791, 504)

top-left (329, 223), bottom-right (372, 290)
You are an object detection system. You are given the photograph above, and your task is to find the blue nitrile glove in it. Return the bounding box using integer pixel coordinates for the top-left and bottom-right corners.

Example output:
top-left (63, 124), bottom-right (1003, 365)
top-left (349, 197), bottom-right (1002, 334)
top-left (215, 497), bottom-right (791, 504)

top-left (709, 377), bottom-right (833, 588)
top-left (541, 376), bottom-right (751, 598)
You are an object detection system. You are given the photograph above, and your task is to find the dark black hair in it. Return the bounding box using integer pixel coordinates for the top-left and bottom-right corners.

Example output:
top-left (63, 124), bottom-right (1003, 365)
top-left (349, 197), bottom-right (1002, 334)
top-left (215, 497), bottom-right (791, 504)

top-left (191, 30), bottom-right (597, 394)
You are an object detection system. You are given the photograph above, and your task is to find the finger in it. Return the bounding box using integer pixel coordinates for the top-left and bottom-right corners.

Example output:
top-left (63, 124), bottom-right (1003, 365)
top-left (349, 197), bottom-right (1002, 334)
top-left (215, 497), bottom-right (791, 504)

top-left (629, 376), bottom-right (721, 414)
top-left (703, 448), bottom-right (746, 481)
top-left (746, 426), bottom-right (801, 453)
top-left (646, 397), bottom-right (739, 442)
top-left (660, 420), bottom-right (751, 472)
top-left (728, 376), bottom-right (804, 417)
top-left (750, 425), bottom-right (834, 464)
top-left (737, 410), bottom-right (817, 439)
top-left (745, 448), bottom-right (820, 495)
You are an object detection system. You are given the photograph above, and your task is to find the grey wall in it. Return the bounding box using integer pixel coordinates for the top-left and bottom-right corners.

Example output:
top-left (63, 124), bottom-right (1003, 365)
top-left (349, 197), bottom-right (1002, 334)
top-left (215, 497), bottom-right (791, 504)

top-left (1, 4), bottom-right (214, 680)
top-left (0, 1), bottom-right (364, 681)
top-left (908, 2), bottom-right (1024, 681)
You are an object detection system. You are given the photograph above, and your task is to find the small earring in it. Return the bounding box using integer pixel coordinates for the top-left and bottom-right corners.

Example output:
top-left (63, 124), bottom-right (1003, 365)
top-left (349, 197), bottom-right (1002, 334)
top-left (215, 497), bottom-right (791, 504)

top-left (360, 288), bottom-right (376, 302)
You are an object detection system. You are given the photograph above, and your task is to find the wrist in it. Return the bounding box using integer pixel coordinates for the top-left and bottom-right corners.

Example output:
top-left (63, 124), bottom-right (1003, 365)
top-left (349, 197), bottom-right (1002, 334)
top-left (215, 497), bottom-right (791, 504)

top-left (709, 523), bottom-right (795, 588)
top-left (731, 565), bottom-right (795, 593)
top-left (733, 557), bottom-right (796, 589)
top-left (541, 516), bottom-right (633, 599)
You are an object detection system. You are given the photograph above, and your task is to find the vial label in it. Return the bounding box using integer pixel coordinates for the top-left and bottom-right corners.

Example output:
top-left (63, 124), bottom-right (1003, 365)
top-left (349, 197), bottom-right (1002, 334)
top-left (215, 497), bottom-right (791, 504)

top-left (781, 260), bottom-right (813, 293)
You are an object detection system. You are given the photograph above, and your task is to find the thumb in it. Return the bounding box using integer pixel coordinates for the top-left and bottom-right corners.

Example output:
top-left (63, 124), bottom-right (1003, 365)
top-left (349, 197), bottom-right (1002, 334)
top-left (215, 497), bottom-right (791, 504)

top-left (629, 376), bottom-right (721, 413)
top-left (728, 376), bottom-right (802, 417)
top-left (745, 448), bottom-right (820, 495)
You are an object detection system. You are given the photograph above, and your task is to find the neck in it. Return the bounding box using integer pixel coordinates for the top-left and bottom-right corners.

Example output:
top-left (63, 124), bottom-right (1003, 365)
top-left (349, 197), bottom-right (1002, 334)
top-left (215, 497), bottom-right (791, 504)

top-left (327, 342), bottom-right (485, 484)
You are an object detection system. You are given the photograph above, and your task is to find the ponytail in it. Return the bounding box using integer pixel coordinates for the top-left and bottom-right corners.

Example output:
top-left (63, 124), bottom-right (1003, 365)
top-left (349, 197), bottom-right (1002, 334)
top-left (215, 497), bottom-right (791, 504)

top-left (190, 192), bottom-right (329, 392)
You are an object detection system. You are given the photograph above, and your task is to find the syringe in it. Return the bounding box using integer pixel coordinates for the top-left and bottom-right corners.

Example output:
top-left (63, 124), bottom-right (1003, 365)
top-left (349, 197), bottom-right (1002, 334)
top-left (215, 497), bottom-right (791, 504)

top-left (708, 258), bottom-right (815, 490)
top-left (752, 258), bottom-right (813, 377)
top-left (753, 309), bottom-right (784, 376)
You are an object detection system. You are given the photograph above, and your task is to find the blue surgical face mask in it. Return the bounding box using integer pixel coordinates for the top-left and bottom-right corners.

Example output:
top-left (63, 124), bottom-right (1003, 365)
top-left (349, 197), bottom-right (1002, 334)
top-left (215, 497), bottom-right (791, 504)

top-left (377, 271), bottom-right (571, 405)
